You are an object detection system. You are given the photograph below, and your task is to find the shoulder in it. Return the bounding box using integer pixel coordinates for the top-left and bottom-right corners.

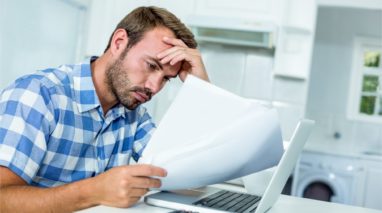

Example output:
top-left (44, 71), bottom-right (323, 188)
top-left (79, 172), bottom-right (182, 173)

top-left (0, 64), bottom-right (78, 112)
top-left (2, 65), bottom-right (75, 93)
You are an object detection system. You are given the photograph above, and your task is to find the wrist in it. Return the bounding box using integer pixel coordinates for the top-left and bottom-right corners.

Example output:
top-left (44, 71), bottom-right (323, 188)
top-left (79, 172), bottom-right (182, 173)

top-left (73, 176), bottom-right (101, 209)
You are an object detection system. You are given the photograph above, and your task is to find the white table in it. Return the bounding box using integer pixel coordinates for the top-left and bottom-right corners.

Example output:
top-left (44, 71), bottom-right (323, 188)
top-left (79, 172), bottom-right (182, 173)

top-left (78, 184), bottom-right (381, 213)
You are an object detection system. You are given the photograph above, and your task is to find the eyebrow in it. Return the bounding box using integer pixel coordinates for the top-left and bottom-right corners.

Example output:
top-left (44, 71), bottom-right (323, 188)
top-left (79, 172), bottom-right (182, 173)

top-left (146, 55), bottom-right (163, 70)
top-left (146, 55), bottom-right (178, 78)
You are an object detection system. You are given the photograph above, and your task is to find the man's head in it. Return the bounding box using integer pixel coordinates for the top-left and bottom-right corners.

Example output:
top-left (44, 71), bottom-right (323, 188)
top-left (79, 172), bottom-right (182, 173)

top-left (103, 6), bottom-right (197, 110)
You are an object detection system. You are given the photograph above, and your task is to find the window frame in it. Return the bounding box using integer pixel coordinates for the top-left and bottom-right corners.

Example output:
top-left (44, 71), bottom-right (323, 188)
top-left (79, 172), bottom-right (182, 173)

top-left (347, 36), bottom-right (382, 123)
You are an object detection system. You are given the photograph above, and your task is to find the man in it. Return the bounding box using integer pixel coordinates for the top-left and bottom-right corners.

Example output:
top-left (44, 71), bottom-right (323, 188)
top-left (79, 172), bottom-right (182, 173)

top-left (0, 6), bottom-right (209, 212)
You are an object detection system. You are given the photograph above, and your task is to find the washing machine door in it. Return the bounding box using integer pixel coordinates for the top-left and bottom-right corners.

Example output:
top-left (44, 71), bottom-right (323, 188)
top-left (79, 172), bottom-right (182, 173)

top-left (303, 181), bottom-right (334, 202)
top-left (296, 173), bottom-right (346, 204)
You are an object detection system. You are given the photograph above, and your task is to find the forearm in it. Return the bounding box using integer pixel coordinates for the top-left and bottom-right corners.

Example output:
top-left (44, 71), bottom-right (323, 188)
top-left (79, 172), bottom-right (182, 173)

top-left (0, 177), bottom-right (98, 213)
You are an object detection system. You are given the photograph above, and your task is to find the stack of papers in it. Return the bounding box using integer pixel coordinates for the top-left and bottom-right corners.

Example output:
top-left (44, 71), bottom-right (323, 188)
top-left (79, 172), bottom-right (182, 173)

top-left (138, 75), bottom-right (284, 190)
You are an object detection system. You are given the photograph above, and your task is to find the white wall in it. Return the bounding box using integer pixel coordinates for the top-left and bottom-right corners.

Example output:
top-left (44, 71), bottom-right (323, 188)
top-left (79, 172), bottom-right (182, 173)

top-left (306, 7), bottom-right (382, 150)
top-left (0, 0), bottom-right (88, 89)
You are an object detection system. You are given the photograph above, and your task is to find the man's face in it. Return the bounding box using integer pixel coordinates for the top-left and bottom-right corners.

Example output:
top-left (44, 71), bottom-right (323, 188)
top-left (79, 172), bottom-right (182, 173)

top-left (106, 27), bottom-right (181, 110)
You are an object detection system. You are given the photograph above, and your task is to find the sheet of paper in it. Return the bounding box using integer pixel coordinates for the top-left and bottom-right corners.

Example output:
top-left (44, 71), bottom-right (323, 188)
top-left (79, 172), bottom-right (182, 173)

top-left (138, 75), bottom-right (284, 190)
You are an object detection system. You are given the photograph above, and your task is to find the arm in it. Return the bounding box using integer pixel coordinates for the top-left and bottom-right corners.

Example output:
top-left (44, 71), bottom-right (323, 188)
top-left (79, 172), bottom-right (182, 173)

top-left (0, 164), bottom-right (166, 213)
top-left (157, 36), bottom-right (210, 82)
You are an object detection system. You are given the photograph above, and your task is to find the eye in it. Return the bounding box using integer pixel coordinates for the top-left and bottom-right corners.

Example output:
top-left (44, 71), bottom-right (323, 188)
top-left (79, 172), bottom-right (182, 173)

top-left (147, 62), bottom-right (157, 71)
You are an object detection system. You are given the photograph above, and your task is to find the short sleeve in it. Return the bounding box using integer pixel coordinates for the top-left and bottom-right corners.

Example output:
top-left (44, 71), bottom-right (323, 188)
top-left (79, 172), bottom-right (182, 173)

top-left (132, 106), bottom-right (156, 161)
top-left (0, 78), bottom-right (54, 184)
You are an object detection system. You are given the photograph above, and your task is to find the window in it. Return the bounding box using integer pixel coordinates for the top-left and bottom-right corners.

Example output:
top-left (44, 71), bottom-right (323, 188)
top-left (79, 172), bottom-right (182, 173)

top-left (348, 37), bottom-right (382, 123)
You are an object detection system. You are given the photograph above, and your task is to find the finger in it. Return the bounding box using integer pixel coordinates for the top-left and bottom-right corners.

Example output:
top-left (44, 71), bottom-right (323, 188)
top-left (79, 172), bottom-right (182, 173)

top-left (157, 46), bottom-right (181, 59)
top-left (129, 188), bottom-right (149, 197)
top-left (130, 177), bottom-right (162, 189)
top-left (128, 164), bottom-right (167, 177)
top-left (162, 36), bottom-right (188, 48)
top-left (170, 52), bottom-right (189, 66)
top-left (160, 49), bottom-right (186, 65)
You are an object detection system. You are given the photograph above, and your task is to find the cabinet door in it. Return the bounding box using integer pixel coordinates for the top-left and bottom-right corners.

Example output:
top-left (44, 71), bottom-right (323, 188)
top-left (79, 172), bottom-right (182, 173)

top-left (147, 0), bottom-right (196, 22)
top-left (194, 0), bottom-right (284, 24)
top-left (363, 167), bottom-right (382, 209)
top-left (273, 0), bottom-right (317, 80)
top-left (282, 0), bottom-right (316, 31)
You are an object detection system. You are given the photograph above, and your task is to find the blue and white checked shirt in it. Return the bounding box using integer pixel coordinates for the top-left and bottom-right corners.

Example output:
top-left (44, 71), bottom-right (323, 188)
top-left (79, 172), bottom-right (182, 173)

top-left (0, 57), bottom-right (156, 187)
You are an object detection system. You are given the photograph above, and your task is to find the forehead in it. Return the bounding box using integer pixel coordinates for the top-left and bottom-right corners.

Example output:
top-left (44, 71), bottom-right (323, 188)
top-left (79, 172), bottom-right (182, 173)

top-left (129, 27), bottom-right (181, 74)
top-left (139, 27), bottom-right (175, 50)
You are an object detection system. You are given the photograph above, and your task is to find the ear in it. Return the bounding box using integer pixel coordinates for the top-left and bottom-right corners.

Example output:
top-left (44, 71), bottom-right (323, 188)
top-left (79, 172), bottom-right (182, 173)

top-left (109, 28), bottom-right (129, 57)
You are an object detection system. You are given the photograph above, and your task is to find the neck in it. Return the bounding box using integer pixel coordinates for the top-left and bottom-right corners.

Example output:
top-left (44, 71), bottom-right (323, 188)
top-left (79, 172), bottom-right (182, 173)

top-left (91, 53), bottom-right (118, 115)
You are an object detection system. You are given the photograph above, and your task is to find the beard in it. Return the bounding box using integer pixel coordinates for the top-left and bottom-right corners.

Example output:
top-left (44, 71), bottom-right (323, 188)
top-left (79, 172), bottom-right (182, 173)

top-left (105, 54), bottom-right (153, 110)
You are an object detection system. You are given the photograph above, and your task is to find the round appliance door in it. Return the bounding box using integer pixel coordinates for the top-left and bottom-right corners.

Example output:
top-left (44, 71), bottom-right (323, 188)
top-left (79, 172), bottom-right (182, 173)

top-left (296, 172), bottom-right (346, 203)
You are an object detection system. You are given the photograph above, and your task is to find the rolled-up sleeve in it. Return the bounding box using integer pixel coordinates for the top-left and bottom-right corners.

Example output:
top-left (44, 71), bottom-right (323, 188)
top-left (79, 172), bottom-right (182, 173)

top-left (0, 78), bottom-right (54, 184)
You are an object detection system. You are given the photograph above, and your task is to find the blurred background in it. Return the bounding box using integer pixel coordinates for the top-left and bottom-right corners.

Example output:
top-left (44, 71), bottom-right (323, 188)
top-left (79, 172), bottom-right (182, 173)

top-left (0, 0), bottom-right (381, 210)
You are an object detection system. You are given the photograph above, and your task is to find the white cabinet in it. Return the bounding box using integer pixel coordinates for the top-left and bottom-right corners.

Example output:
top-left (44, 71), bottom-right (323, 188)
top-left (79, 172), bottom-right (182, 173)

top-left (361, 159), bottom-right (382, 210)
top-left (281, 0), bottom-right (316, 31)
top-left (241, 52), bottom-right (274, 100)
top-left (273, 0), bottom-right (317, 80)
top-left (146, 0), bottom-right (196, 22)
top-left (273, 30), bottom-right (314, 79)
top-left (194, 0), bottom-right (285, 25)
top-left (200, 44), bottom-right (246, 95)
top-left (272, 77), bottom-right (308, 105)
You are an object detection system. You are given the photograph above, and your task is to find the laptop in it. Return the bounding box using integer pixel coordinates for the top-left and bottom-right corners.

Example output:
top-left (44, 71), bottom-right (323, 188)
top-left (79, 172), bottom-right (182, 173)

top-left (145, 119), bottom-right (315, 213)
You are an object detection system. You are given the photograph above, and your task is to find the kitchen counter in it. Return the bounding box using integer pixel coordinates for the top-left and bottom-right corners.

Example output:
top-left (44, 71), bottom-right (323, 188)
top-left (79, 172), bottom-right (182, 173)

top-left (304, 139), bottom-right (382, 162)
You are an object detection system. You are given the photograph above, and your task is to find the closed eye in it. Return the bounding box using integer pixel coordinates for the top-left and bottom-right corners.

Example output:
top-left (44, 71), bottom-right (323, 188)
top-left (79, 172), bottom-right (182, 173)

top-left (147, 61), bottom-right (158, 71)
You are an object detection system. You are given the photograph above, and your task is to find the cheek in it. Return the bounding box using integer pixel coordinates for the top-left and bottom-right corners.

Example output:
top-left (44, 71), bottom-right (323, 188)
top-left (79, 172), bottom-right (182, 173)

top-left (121, 60), bottom-right (146, 84)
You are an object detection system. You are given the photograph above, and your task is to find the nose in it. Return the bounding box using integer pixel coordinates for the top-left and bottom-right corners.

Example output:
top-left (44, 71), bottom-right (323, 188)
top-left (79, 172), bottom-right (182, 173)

top-left (145, 73), bottom-right (164, 95)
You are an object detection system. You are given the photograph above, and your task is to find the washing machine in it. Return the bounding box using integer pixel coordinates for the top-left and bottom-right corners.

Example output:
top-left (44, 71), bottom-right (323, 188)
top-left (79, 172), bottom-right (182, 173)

top-left (292, 150), bottom-right (362, 205)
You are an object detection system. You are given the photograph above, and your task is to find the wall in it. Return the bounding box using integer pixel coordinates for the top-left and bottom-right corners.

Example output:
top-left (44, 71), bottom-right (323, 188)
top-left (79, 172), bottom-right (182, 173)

top-left (0, 0), bottom-right (88, 89)
top-left (306, 7), bottom-right (382, 151)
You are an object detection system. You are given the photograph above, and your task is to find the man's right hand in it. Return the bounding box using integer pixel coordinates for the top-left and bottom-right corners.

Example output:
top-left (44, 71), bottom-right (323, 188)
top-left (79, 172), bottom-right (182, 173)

top-left (91, 164), bottom-right (167, 208)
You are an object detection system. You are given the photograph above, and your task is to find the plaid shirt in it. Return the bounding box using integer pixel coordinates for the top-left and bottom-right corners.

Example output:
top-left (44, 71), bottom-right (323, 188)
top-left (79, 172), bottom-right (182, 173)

top-left (0, 57), bottom-right (156, 187)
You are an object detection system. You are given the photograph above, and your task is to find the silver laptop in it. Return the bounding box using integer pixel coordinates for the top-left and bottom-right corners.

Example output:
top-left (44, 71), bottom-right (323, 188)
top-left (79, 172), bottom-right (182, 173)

top-left (145, 119), bottom-right (315, 213)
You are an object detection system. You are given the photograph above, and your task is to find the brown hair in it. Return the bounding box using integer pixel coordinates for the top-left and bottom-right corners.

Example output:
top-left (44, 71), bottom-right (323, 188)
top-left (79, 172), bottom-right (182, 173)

top-left (104, 6), bottom-right (197, 53)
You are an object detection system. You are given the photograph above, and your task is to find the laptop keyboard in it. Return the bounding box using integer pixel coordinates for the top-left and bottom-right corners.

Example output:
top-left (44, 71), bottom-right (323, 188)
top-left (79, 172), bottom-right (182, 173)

top-left (193, 190), bottom-right (261, 213)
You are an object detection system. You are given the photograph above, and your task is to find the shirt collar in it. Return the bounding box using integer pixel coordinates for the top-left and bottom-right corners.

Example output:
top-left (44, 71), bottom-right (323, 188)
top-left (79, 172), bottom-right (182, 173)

top-left (72, 56), bottom-right (101, 113)
top-left (72, 56), bottom-right (129, 120)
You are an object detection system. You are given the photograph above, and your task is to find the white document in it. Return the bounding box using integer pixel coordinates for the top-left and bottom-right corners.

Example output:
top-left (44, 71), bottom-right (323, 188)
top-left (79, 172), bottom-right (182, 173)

top-left (138, 75), bottom-right (284, 190)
